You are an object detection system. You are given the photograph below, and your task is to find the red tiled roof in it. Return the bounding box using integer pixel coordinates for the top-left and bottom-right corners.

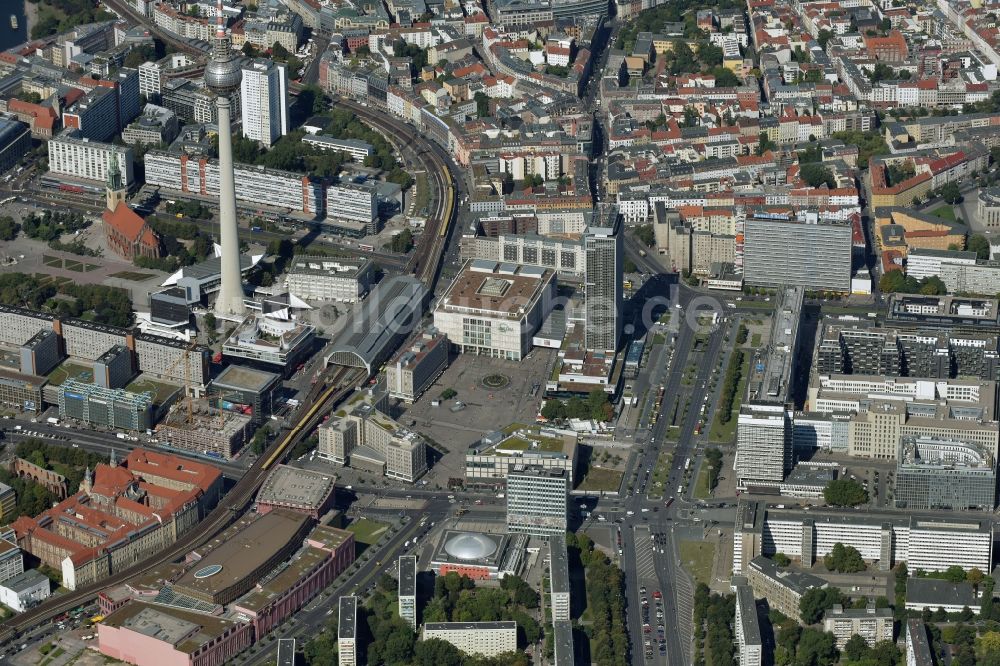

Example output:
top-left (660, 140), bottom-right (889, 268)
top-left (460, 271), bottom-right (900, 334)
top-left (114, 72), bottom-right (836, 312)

top-left (102, 203), bottom-right (148, 243)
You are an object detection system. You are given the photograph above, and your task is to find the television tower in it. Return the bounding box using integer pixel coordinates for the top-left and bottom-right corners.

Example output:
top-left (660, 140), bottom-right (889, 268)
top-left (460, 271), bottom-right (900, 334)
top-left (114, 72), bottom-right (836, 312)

top-left (205, 0), bottom-right (245, 317)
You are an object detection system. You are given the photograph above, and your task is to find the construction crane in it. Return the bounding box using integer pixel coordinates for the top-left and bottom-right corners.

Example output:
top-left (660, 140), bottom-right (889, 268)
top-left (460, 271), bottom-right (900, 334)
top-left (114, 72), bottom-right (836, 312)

top-left (160, 340), bottom-right (200, 423)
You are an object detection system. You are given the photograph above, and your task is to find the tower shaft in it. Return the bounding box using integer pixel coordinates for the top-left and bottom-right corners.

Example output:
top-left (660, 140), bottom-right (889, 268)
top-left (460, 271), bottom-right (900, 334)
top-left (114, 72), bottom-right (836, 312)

top-left (213, 94), bottom-right (245, 317)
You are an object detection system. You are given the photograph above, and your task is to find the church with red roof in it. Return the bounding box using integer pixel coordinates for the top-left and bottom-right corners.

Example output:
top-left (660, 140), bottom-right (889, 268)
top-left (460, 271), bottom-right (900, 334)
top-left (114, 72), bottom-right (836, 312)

top-left (102, 158), bottom-right (161, 261)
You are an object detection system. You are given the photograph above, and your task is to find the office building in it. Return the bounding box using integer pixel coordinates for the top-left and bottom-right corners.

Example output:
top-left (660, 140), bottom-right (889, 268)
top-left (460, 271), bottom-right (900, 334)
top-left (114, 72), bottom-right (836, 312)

top-left (736, 404), bottom-right (792, 489)
top-left (895, 436), bottom-right (996, 511)
top-left (144, 150), bottom-right (324, 217)
top-left (823, 604), bottom-right (894, 649)
top-left (285, 256), bottom-right (374, 303)
top-left (748, 287), bottom-right (803, 403)
top-left (222, 316), bottom-right (315, 372)
top-left (58, 380), bottom-right (154, 432)
top-left (732, 501), bottom-right (994, 575)
top-left (549, 534), bottom-right (571, 622)
top-left (386, 327), bottom-right (449, 403)
top-left (241, 60), bottom-right (288, 147)
top-left (433, 260), bottom-right (557, 361)
top-left (887, 294), bottom-right (1000, 330)
top-left (0, 485), bottom-right (15, 524)
top-left (743, 214), bottom-right (853, 292)
top-left (746, 556), bottom-right (827, 624)
top-left (318, 389), bottom-right (427, 482)
top-left (506, 465), bottom-right (568, 536)
top-left (12, 449), bottom-right (222, 590)
top-left (210, 364), bottom-right (280, 425)
top-left (156, 405), bottom-right (252, 459)
top-left (584, 218), bottom-right (623, 353)
top-left (161, 78), bottom-right (237, 124)
top-left (48, 131), bottom-right (135, 187)
top-left (0, 369), bottom-right (44, 414)
top-left (906, 248), bottom-right (977, 281)
top-left (122, 104), bottom-right (179, 146)
top-left (0, 569), bottom-right (51, 612)
top-left (0, 533), bottom-right (24, 585)
top-left (93, 345), bottom-right (134, 389)
top-left (0, 116), bottom-right (31, 174)
top-left (733, 578), bottom-right (762, 666)
top-left (422, 622), bottom-right (517, 657)
top-left (338, 596), bottom-right (357, 666)
top-left (398, 555), bottom-right (416, 630)
top-left (466, 425), bottom-right (577, 482)
top-left (905, 619), bottom-right (934, 666)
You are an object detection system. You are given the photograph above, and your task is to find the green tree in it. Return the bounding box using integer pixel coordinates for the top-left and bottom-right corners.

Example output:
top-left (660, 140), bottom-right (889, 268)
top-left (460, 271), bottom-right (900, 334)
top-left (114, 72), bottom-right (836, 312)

top-left (824, 542), bottom-right (866, 573)
top-left (843, 634), bottom-right (869, 661)
top-left (697, 42), bottom-right (723, 67)
top-left (824, 478), bottom-right (868, 506)
top-left (773, 552), bottom-right (791, 567)
top-left (635, 224), bottom-right (655, 247)
top-left (385, 228), bottom-right (414, 253)
top-left (969, 234), bottom-right (991, 261)
top-left (0, 216), bottom-right (19, 241)
top-left (800, 163), bottom-right (836, 188)
top-left (817, 29), bottom-right (834, 50)
top-left (940, 181), bottom-right (963, 204)
top-left (800, 587), bottom-right (845, 624)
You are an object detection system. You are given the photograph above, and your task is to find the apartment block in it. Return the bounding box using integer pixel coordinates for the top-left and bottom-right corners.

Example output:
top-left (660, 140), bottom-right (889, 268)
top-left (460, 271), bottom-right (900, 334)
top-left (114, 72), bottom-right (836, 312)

top-left (422, 622), bottom-right (517, 658)
top-left (48, 131), bottom-right (135, 187)
top-left (734, 578), bottom-right (763, 666)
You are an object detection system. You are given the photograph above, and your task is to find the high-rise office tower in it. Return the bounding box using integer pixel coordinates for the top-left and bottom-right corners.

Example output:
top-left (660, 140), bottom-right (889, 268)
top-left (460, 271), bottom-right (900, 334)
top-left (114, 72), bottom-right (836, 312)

top-left (506, 465), bottom-right (569, 536)
top-left (240, 60), bottom-right (288, 147)
top-left (584, 214), bottom-right (623, 353)
top-left (735, 403), bottom-right (792, 489)
top-left (205, 0), bottom-right (245, 317)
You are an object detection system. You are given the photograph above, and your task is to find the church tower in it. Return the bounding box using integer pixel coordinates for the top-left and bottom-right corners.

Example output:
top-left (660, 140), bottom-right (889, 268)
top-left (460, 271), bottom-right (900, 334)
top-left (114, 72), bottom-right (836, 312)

top-left (81, 466), bottom-right (92, 495)
top-left (105, 154), bottom-right (126, 212)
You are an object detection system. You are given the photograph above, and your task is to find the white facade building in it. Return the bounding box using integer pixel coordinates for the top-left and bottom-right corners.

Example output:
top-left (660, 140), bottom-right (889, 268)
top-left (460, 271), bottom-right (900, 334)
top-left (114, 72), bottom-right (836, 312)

top-left (240, 60), bottom-right (288, 147)
top-left (48, 132), bottom-right (135, 187)
top-left (422, 622), bottom-right (517, 657)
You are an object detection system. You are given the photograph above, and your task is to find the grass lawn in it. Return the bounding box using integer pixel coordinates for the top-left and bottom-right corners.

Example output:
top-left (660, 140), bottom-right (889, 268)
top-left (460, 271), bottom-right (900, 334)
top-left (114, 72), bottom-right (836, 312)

top-left (576, 466), bottom-right (624, 492)
top-left (750, 333), bottom-right (761, 347)
top-left (347, 518), bottom-right (389, 546)
top-left (929, 205), bottom-right (957, 222)
top-left (47, 362), bottom-right (93, 387)
top-left (693, 466), bottom-right (712, 500)
top-left (679, 540), bottom-right (715, 586)
top-left (648, 449), bottom-right (674, 500)
top-left (42, 255), bottom-right (61, 267)
top-left (709, 354), bottom-right (751, 444)
top-left (126, 378), bottom-right (181, 405)
top-left (412, 172), bottom-right (429, 215)
top-left (109, 271), bottom-right (157, 281)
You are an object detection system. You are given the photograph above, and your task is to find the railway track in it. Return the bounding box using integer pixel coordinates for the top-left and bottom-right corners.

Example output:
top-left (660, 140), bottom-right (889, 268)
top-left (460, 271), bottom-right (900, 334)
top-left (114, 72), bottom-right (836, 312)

top-left (0, 366), bottom-right (362, 647)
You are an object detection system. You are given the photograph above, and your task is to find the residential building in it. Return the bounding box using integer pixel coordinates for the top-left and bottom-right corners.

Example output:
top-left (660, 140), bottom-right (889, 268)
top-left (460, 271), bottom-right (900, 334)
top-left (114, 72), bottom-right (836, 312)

top-left (301, 135), bottom-right (374, 162)
top-left (745, 556), bottom-right (827, 624)
top-left (121, 104), bottom-right (179, 146)
top-left (734, 578), bottom-right (762, 666)
top-left (62, 86), bottom-right (119, 142)
top-left (398, 555), bottom-right (416, 630)
top-left (137, 61), bottom-right (163, 100)
top-left (285, 256), bottom-right (373, 303)
top-left (433, 260), bottom-right (557, 362)
top-left (736, 404), bottom-right (792, 489)
top-left (894, 436), bottom-right (996, 511)
top-left (241, 60), bottom-right (288, 147)
top-left (549, 534), bottom-right (570, 622)
top-left (386, 327), bottom-right (449, 403)
top-left (584, 217), bottom-right (623, 353)
top-left (325, 182), bottom-right (378, 233)
top-left (743, 213), bottom-right (853, 292)
top-left (19, 329), bottom-right (61, 377)
top-left (905, 619), bottom-right (934, 666)
top-left (822, 604), bottom-right (894, 649)
top-left (733, 501), bottom-right (994, 575)
top-left (144, 150), bottom-right (324, 217)
top-left (506, 465), bottom-right (568, 536)
top-left (338, 596), bottom-right (358, 666)
top-left (48, 131), bottom-right (135, 187)
top-left (422, 622), bottom-right (517, 658)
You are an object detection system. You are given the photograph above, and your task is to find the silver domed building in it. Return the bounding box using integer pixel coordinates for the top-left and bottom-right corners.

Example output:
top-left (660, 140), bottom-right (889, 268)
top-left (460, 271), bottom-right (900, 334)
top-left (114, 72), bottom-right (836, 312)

top-left (207, 0), bottom-right (246, 317)
top-left (444, 533), bottom-right (499, 561)
top-left (431, 529), bottom-right (526, 580)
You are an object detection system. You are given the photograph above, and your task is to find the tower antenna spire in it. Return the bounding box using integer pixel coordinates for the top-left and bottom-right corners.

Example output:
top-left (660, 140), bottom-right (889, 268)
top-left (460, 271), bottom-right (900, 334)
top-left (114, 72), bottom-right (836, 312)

top-left (216, 0), bottom-right (225, 38)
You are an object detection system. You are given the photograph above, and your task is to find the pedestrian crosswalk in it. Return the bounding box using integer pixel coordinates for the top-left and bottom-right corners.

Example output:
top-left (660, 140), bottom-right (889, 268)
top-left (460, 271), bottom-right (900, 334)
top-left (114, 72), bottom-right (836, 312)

top-left (634, 526), bottom-right (656, 580)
